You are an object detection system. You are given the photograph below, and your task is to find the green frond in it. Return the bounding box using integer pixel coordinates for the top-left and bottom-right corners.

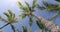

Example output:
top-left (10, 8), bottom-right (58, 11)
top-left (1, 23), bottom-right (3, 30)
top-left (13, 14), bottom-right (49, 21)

top-left (24, 0), bottom-right (29, 7)
top-left (55, 0), bottom-right (60, 2)
top-left (43, 1), bottom-right (59, 11)
top-left (36, 20), bottom-right (45, 29)
top-left (10, 24), bottom-right (15, 32)
top-left (48, 10), bottom-right (60, 20)
top-left (28, 15), bottom-right (33, 27)
top-left (8, 16), bottom-right (13, 23)
top-left (8, 9), bottom-right (13, 16)
top-left (22, 6), bottom-right (28, 11)
top-left (37, 4), bottom-right (46, 10)
top-left (24, 0), bottom-right (30, 12)
top-left (43, 1), bottom-right (58, 7)
top-left (17, 1), bottom-right (22, 7)
top-left (0, 30), bottom-right (2, 32)
top-left (33, 0), bottom-right (37, 5)
top-left (32, 0), bottom-right (37, 9)
top-left (19, 14), bottom-right (26, 19)
top-left (22, 26), bottom-right (28, 32)
top-left (3, 12), bottom-right (9, 17)
top-left (13, 13), bottom-right (15, 19)
top-left (0, 16), bottom-right (2, 19)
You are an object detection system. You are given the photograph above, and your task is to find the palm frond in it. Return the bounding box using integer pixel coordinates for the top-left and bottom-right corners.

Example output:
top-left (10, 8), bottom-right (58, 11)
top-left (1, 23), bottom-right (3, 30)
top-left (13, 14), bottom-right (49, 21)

top-left (3, 12), bottom-right (9, 17)
top-left (28, 15), bottom-right (33, 27)
top-left (36, 20), bottom-right (45, 29)
top-left (13, 13), bottom-right (15, 19)
top-left (8, 9), bottom-right (13, 17)
top-left (37, 4), bottom-right (46, 10)
top-left (22, 26), bottom-right (28, 32)
top-left (0, 23), bottom-right (10, 29)
top-left (0, 16), bottom-right (2, 19)
top-left (43, 1), bottom-right (59, 11)
top-left (10, 24), bottom-right (15, 32)
top-left (0, 30), bottom-right (2, 32)
top-left (48, 10), bottom-right (60, 20)
top-left (3, 10), bottom-right (15, 23)
top-left (43, 1), bottom-right (58, 7)
top-left (24, 0), bottom-right (29, 7)
top-left (55, 0), bottom-right (60, 2)
top-left (17, 1), bottom-right (22, 7)
top-left (33, 0), bottom-right (37, 5)
top-left (32, 0), bottom-right (37, 9)
top-left (19, 13), bottom-right (27, 19)
top-left (17, 1), bottom-right (28, 11)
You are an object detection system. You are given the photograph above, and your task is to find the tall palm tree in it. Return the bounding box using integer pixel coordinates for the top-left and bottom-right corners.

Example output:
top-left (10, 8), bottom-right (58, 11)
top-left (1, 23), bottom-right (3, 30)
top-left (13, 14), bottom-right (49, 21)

top-left (17, 0), bottom-right (37, 32)
top-left (17, 0), bottom-right (47, 32)
top-left (0, 9), bottom-right (17, 32)
top-left (17, 0), bottom-right (60, 32)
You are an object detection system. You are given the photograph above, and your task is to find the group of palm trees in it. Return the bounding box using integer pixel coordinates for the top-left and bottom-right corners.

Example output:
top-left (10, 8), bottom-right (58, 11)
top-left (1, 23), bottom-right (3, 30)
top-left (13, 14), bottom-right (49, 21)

top-left (0, 0), bottom-right (60, 32)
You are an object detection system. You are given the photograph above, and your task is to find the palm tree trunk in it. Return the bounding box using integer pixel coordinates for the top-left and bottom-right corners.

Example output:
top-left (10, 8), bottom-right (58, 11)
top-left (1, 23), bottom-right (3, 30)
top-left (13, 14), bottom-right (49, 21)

top-left (32, 13), bottom-right (60, 32)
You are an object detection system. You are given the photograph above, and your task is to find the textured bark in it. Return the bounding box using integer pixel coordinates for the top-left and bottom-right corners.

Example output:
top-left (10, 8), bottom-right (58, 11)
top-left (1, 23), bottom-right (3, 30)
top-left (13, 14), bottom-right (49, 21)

top-left (32, 13), bottom-right (60, 32)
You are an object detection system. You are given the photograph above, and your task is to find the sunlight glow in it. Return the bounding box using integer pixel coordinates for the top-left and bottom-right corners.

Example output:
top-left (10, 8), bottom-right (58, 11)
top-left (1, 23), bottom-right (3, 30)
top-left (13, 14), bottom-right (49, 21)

top-left (7, 0), bottom-right (19, 3)
top-left (6, 0), bottom-right (19, 7)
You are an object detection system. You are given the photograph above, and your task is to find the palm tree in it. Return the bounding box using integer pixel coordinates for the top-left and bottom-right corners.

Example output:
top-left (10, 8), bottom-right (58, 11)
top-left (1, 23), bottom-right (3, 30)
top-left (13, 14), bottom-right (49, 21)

top-left (17, 0), bottom-right (36, 32)
top-left (17, 0), bottom-right (60, 32)
top-left (17, 0), bottom-right (47, 32)
top-left (0, 9), bottom-right (17, 32)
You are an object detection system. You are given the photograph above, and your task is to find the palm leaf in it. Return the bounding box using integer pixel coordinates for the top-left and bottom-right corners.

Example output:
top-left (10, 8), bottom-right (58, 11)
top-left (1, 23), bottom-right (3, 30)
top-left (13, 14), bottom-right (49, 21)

top-left (36, 20), bottom-right (45, 29)
top-left (33, 0), bottom-right (37, 5)
top-left (8, 16), bottom-right (13, 23)
top-left (0, 16), bottom-right (2, 19)
top-left (10, 24), bottom-right (15, 32)
top-left (55, 0), bottom-right (60, 2)
top-left (17, 1), bottom-right (22, 7)
top-left (3, 12), bottom-right (9, 17)
top-left (24, 0), bottom-right (31, 12)
top-left (0, 30), bottom-right (2, 32)
top-left (28, 15), bottom-right (33, 27)
top-left (3, 10), bottom-right (15, 23)
top-left (48, 10), bottom-right (60, 20)
top-left (43, 1), bottom-right (58, 7)
top-left (13, 13), bottom-right (15, 19)
top-left (24, 0), bottom-right (29, 7)
top-left (22, 26), bottom-right (28, 32)
top-left (43, 1), bottom-right (59, 11)
top-left (8, 9), bottom-right (13, 17)
top-left (37, 4), bottom-right (46, 10)
top-left (19, 14), bottom-right (27, 19)
top-left (32, 0), bottom-right (37, 9)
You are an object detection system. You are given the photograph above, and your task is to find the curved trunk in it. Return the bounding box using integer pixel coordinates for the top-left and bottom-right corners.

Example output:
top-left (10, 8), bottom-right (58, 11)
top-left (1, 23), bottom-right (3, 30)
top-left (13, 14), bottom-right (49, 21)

top-left (32, 13), bottom-right (60, 32)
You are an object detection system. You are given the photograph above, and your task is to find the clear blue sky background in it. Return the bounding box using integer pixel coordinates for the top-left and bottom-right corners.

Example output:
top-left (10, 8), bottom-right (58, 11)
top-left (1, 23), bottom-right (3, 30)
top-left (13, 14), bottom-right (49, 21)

top-left (0, 0), bottom-right (60, 32)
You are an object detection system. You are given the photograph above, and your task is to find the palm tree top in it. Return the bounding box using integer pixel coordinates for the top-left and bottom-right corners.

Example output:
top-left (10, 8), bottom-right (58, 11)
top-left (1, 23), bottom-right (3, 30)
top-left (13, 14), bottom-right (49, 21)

top-left (1, 9), bottom-right (16, 23)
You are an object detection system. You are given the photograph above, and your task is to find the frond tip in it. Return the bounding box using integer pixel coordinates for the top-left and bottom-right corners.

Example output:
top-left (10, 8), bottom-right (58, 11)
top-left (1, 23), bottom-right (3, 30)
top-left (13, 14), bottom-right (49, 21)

top-left (8, 9), bottom-right (13, 16)
top-left (3, 12), bottom-right (9, 17)
top-left (17, 1), bottom-right (22, 6)
top-left (0, 16), bottom-right (2, 19)
top-left (0, 30), bottom-right (2, 32)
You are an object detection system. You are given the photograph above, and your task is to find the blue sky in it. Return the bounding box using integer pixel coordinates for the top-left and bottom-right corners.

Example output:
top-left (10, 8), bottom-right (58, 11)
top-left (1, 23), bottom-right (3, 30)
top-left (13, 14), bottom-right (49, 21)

top-left (0, 0), bottom-right (60, 32)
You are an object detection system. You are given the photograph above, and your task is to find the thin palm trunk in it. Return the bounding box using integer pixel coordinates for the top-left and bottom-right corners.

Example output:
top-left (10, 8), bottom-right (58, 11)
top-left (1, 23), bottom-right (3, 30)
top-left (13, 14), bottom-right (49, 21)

top-left (32, 13), bottom-right (60, 32)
